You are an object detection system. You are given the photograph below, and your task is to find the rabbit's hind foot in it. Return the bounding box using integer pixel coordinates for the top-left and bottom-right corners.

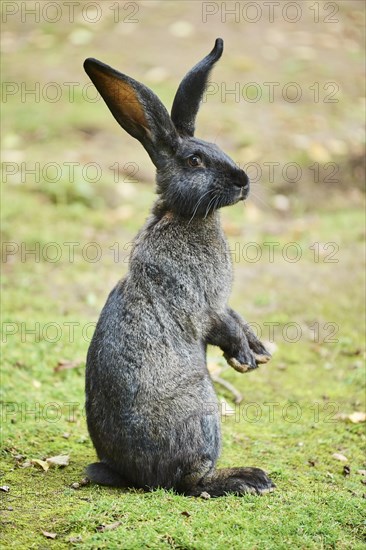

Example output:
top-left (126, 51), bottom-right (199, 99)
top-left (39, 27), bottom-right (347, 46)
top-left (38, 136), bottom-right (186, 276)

top-left (183, 467), bottom-right (275, 497)
top-left (86, 462), bottom-right (127, 487)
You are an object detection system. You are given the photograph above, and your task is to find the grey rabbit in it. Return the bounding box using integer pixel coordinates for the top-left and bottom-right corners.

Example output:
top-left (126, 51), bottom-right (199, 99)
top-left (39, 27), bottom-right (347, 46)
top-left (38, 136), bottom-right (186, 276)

top-left (83, 38), bottom-right (275, 496)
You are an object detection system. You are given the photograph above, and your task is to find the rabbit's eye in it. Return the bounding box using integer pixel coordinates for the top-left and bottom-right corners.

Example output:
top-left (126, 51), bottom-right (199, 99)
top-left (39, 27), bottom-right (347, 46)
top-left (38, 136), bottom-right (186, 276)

top-left (187, 154), bottom-right (202, 168)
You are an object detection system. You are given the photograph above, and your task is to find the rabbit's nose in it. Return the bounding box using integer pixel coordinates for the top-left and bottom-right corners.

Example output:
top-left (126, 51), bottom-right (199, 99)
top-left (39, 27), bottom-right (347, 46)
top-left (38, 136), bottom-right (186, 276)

top-left (234, 170), bottom-right (249, 189)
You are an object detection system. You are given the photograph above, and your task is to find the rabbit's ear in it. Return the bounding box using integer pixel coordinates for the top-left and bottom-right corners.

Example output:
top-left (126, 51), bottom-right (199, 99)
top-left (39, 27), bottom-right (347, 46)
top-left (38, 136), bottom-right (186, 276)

top-left (171, 38), bottom-right (223, 137)
top-left (84, 58), bottom-right (179, 167)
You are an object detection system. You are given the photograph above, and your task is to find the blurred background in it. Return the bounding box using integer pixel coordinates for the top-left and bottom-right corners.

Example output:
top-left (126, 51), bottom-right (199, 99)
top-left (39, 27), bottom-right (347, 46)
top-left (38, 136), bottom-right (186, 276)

top-left (2, 0), bottom-right (364, 207)
top-left (2, 0), bottom-right (365, 350)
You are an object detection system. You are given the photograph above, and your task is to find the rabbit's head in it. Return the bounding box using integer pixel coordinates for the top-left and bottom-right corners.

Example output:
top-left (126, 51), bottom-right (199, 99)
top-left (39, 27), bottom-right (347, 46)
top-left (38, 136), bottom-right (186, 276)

top-left (84, 38), bottom-right (249, 219)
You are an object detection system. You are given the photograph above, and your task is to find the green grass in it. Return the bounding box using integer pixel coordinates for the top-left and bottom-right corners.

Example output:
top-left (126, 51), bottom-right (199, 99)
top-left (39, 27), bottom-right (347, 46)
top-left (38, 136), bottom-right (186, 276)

top-left (1, 2), bottom-right (365, 547)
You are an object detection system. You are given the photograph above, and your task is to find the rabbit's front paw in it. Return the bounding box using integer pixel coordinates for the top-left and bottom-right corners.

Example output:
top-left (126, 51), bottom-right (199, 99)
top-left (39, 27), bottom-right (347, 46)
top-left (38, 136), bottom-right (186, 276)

top-left (245, 333), bottom-right (272, 365)
top-left (224, 355), bottom-right (256, 373)
top-left (224, 336), bottom-right (271, 373)
top-left (253, 350), bottom-right (271, 364)
top-left (223, 349), bottom-right (257, 373)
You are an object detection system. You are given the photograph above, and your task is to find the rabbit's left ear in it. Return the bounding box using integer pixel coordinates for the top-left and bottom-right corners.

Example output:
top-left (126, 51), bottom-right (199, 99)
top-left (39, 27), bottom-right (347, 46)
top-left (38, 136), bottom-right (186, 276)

top-left (171, 38), bottom-right (223, 137)
top-left (84, 58), bottom-right (179, 167)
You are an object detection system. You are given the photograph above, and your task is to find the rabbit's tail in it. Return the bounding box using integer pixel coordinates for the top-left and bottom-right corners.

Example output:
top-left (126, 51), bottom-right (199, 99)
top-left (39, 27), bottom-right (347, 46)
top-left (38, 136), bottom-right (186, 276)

top-left (86, 462), bottom-right (126, 487)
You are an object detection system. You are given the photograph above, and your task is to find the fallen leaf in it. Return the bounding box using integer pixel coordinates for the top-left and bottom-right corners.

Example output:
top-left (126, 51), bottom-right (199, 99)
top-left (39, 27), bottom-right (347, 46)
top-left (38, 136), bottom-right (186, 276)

top-left (46, 455), bottom-right (70, 467)
top-left (79, 478), bottom-right (90, 487)
top-left (348, 412), bottom-right (366, 424)
top-left (14, 454), bottom-right (25, 461)
top-left (308, 459), bottom-right (316, 467)
top-left (54, 359), bottom-right (83, 372)
top-left (332, 453), bottom-right (348, 462)
top-left (32, 459), bottom-right (50, 471)
top-left (96, 521), bottom-right (121, 532)
top-left (42, 531), bottom-right (57, 539)
top-left (341, 349), bottom-right (361, 356)
top-left (69, 535), bottom-right (82, 543)
top-left (181, 511), bottom-right (191, 517)
top-left (0, 486), bottom-right (10, 492)
top-left (343, 465), bottom-right (351, 476)
top-left (337, 412), bottom-right (366, 423)
top-left (200, 491), bottom-right (211, 499)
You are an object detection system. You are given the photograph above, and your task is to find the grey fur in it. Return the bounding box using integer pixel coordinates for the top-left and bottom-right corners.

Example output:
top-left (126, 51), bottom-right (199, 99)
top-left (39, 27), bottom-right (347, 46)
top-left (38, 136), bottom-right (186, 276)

top-left (84, 39), bottom-right (274, 496)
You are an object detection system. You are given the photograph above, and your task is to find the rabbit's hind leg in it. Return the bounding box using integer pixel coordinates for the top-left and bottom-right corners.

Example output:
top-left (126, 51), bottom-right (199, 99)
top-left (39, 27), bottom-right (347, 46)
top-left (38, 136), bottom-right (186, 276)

top-left (181, 466), bottom-right (275, 497)
top-left (86, 461), bottom-right (127, 487)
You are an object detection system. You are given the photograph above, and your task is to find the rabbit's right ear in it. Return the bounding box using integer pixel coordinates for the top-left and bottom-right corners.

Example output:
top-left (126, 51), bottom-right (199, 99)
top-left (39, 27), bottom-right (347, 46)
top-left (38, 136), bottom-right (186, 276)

top-left (171, 38), bottom-right (223, 137)
top-left (84, 58), bottom-right (179, 167)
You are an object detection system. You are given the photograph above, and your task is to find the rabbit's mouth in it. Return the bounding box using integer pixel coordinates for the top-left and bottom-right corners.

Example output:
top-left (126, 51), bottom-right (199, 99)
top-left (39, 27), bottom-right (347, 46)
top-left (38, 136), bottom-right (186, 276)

top-left (219, 181), bottom-right (249, 209)
top-left (234, 184), bottom-right (249, 203)
top-left (239, 186), bottom-right (249, 200)
top-left (221, 186), bottom-right (249, 209)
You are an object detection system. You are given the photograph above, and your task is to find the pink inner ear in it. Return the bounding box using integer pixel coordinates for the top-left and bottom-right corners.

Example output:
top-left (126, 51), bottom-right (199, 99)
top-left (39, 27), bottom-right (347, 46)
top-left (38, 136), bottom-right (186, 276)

top-left (92, 68), bottom-right (152, 138)
top-left (110, 80), bottom-right (149, 128)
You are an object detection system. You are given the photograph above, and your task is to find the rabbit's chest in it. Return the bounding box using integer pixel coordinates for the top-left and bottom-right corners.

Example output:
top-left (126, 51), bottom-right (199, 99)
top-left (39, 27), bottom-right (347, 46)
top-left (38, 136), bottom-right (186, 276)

top-left (179, 232), bottom-right (232, 309)
top-left (136, 214), bottom-right (233, 308)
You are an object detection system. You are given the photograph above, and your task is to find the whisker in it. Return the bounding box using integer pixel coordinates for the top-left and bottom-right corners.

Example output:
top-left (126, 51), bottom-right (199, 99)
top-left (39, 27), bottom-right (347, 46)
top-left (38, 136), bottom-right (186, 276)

top-left (188, 189), bottom-right (214, 225)
top-left (249, 189), bottom-right (271, 209)
top-left (204, 193), bottom-right (218, 219)
top-left (250, 182), bottom-right (273, 191)
top-left (213, 195), bottom-right (221, 212)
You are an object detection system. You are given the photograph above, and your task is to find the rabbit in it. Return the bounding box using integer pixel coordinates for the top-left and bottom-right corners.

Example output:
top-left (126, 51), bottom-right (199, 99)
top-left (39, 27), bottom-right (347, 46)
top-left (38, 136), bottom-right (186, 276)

top-left (83, 38), bottom-right (275, 497)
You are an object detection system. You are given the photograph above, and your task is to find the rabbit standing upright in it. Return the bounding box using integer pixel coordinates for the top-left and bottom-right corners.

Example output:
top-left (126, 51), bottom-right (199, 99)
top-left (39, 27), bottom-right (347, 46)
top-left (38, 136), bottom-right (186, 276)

top-left (84, 38), bottom-right (275, 496)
